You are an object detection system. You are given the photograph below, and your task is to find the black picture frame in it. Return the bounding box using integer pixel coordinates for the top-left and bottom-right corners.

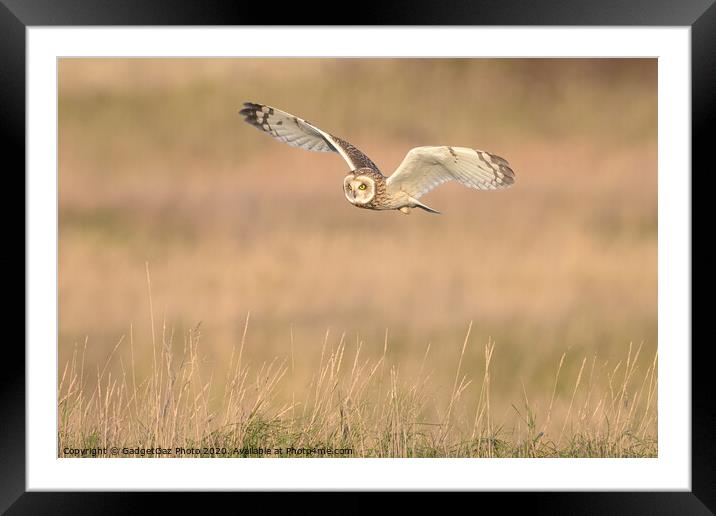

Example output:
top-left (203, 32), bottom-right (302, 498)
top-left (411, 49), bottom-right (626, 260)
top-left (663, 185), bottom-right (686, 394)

top-left (5, 0), bottom-right (709, 512)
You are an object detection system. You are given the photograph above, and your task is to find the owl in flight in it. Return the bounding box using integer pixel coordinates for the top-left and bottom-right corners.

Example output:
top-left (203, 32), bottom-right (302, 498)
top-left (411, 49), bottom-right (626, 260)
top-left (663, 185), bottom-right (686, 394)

top-left (239, 102), bottom-right (515, 214)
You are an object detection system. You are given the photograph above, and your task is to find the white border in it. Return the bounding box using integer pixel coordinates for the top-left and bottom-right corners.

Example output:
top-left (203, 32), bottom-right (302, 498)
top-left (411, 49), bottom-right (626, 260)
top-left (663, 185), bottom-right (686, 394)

top-left (27, 27), bottom-right (690, 491)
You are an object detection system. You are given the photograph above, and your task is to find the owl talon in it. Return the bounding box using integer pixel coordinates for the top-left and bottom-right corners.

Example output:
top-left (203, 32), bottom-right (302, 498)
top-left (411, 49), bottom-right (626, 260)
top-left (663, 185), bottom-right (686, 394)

top-left (399, 207), bottom-right (411, 214)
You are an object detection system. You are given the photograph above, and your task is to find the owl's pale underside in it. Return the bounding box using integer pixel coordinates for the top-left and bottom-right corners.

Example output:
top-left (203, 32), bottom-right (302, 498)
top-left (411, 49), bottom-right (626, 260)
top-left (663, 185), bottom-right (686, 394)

top-left (239, 102), bottom-right (515, 214)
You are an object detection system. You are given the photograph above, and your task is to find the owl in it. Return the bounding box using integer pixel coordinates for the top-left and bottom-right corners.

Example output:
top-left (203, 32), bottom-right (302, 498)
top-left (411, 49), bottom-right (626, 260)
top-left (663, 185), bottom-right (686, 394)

top-left (239, 102), bottom-right (515, 214)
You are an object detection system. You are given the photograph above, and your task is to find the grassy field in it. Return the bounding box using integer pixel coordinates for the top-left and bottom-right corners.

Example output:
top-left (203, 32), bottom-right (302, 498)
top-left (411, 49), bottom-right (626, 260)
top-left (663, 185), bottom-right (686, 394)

top-left (58, 59), bottom-right (657, 457)
top-left (59, 303), bottom-right (657, 457)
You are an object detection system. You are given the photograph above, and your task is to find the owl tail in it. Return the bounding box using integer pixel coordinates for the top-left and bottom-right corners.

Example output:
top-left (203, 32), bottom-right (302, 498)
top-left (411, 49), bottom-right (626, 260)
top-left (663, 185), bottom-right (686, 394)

top-left (411, 197), bottom-right (441, 214)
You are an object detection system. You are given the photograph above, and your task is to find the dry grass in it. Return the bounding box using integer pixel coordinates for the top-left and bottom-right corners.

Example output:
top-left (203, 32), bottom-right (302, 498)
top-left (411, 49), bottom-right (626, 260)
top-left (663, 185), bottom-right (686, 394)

top-left (58, 59), bottom-right (657, 457)
top-left (58, 275), bottom-right (657, 457)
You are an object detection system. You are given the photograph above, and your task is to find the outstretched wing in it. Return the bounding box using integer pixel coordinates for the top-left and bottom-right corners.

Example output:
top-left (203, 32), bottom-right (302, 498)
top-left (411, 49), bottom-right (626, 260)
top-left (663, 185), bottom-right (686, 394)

top-left (239, 102), bottom-right (379, 171)
top-left (386, 146), bottom-right (515, 199)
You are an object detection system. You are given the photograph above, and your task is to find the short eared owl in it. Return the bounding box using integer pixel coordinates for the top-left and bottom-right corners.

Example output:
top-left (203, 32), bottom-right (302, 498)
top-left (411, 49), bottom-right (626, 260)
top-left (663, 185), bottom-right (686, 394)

top-left (239, 102), bottom-right (515, 214)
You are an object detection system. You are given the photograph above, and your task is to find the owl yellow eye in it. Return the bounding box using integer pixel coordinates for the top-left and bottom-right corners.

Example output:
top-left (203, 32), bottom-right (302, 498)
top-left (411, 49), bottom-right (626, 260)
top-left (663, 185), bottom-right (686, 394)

top-left (359, 184), bottom-right (367, 190)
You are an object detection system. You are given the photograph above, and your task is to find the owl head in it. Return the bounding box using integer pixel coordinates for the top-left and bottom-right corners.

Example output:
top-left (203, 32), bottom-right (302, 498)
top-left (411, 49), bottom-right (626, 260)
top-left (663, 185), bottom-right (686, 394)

top-left (343, 169), bottom-right (377, 206)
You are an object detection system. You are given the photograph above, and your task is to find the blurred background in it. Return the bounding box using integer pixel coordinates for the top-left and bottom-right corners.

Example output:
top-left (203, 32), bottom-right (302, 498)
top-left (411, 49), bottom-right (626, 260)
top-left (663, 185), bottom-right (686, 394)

top-left (59, 59), bottom-right (657, 423)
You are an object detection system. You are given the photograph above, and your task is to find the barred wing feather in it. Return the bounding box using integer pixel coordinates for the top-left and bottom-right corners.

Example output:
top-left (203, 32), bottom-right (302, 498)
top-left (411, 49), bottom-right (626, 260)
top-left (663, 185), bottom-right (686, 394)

top-left (386, 146), bottom-right (515, 199)
top-left (239, 102), bottom-right (378, 171)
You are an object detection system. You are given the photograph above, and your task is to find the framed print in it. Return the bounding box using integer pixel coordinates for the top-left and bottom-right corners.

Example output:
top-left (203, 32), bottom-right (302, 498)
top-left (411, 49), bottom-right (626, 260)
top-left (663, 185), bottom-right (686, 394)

top-left (6, 0), bottom-right (710, 511)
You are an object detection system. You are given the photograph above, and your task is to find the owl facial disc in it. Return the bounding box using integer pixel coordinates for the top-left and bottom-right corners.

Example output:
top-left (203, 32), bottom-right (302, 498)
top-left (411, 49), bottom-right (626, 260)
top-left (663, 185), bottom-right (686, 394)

top-left (343, 174), bottom-right (376, 206)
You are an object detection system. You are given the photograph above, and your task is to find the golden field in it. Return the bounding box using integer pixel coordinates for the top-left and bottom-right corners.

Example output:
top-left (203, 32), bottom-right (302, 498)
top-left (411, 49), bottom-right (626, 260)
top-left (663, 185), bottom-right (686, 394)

top-left (58, 59), bottom-right (657, 457)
